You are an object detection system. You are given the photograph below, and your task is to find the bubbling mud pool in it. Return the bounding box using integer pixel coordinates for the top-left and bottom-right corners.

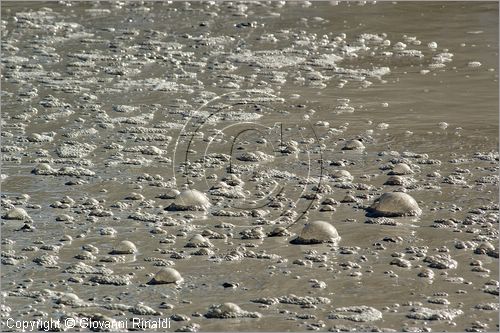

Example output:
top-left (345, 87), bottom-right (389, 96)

top-left (1, 1), bottom-right (499, 332)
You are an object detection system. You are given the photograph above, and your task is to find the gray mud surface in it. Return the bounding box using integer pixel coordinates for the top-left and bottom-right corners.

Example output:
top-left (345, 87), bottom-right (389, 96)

top-left (1, 1), bottom-right (498, 332)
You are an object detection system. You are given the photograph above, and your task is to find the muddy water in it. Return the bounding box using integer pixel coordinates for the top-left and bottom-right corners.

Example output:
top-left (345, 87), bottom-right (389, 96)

top-left (1, 1), bottom-right (498, 332)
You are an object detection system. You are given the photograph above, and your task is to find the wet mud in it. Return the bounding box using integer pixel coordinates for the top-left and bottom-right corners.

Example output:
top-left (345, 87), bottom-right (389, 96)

top-left (1, 1), bottom-right (498, 332)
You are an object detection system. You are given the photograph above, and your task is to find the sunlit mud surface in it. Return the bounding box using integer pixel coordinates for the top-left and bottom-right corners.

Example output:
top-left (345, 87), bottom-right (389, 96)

top-left (1, 2), bottom-right (498, 332)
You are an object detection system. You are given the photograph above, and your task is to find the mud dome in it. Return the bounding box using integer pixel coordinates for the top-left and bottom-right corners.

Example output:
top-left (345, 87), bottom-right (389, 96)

top-left (148, 268), bottom-right (184, 285)
top-left (367, 192), bottom-right (422, 217)
top-left (292, 221), bottom-right (341, 244)
top-left (1, 2), bottom-right (498, 333)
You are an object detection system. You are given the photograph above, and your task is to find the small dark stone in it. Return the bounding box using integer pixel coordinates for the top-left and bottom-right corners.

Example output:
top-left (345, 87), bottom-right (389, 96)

top-left (17, 224), bottom-right (35, 232)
